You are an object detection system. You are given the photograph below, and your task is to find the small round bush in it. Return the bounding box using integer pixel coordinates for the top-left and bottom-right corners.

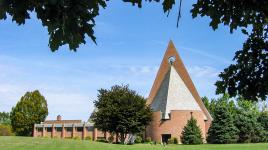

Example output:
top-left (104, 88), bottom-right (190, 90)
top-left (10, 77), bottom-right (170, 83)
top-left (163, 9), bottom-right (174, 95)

top-left (145, 137), bottom-right (152, 143)
top-left (173, 137), bottom-right (178, 144)
top-left (85, 136), bottom-right (92, 141)
top-left (135, 136), bottom-right (142, 143)
top-left (108, 136), bottom-right (114, 143)
top-left (0, 124), bottom-right (13, 136)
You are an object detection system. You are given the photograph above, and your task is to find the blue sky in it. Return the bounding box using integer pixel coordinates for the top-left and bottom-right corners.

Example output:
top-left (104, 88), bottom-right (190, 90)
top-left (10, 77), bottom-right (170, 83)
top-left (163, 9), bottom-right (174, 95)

top-left (0, 1), bottom-right (248, 121)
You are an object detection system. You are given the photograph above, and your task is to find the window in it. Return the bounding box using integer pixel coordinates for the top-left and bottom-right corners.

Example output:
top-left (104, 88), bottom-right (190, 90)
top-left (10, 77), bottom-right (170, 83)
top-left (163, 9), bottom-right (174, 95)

top-left (46, 127), bottom-right (52, 132)
top-left (37, 127), bottom-right (43, 132)
top-left (56, 127), bottom-right (62, 132)
top-left (76, 127), bottom-right (83, 132)
top-left (66, 127), bottom-right (72, 132)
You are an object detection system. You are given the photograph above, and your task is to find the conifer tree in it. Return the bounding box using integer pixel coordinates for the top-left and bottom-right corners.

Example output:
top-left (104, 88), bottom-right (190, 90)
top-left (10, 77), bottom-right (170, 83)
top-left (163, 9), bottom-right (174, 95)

top-left (207, 100), bottom-right (238, 144)
top-left (181, 113), bottom-right (203, 144)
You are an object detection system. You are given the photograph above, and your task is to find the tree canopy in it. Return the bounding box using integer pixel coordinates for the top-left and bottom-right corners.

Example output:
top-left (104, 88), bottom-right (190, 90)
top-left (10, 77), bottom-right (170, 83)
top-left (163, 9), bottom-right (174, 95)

top-left (10, 90), bottom-right (48, 136)
top-left (192, 0), bottom-right (268, 101)
top-left (204, 95), bottom-right (268, 143)
top-left (91, 84), bottom-right (152, 143)
top-left (207, 96), bottom-right (239, 144)
top-left (0, 111), bottom-right (10, 125)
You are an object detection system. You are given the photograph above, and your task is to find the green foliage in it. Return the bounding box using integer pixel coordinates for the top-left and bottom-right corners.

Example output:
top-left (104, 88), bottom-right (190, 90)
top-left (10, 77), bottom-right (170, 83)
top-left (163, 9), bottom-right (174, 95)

top-left (134, 136), bottom-right (142, 143)
top-left (92, 85), bottom-right (152, 143)
top-left (144, 137), bottom-right (152, 143)
top-left (108, 135), bottom-right (114, 143)
top-left (173, 137), bottom-right (178, 144)
top-left (10, 90), bottom-right (48, 136)
top-left (235, 99), bottom-right (267, 143)
top-left (0, 124), bottom-right (13, 136)
top-left (202, 94), bottom-right (235, 118)
top-left (72, 136), bottom-right (80, 140)
top-left (181, 115), bottom-right (203, 145)
top-left (207, 97), bottom-right (239, 144)
top-left (191, 0), bottom-right (268, 101)
top-left (85, 136), bottom-right (92, 141)
top-left (258, 111), bottom-right (268, 131)
top-left (0, 111), bottom-right (10, 125)
top-left (167, 137), bottom-right (178, 144)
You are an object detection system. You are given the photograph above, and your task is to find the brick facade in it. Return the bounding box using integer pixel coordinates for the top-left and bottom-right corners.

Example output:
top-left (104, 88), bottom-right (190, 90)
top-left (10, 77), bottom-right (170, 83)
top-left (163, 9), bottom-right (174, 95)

top-left (145, 41), bottom-right (212, 143)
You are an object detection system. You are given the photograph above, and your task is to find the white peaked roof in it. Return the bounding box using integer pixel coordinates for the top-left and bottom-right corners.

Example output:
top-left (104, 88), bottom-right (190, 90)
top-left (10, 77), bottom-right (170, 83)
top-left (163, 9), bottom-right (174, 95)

top-left (151, 65), bottom-right (203, 119)
top-left (147, 41), bottom-right (212, 121)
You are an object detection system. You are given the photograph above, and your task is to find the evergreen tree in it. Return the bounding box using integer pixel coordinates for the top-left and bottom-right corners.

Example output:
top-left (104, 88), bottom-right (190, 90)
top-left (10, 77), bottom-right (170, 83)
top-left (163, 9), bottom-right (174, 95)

top-left (235, 99), bottom-right (266, 143)
top-left (10, 90), bottom-right (48, 136)
top-left (207, 99), bottom-right (238, 144)
top-left (181, 113), bottom-right (203, 144)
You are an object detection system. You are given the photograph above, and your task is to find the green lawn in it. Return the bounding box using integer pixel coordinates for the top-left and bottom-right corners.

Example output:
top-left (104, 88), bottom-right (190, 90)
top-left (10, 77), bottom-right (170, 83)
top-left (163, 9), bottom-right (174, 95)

top-left (0, 136), bottom-right (268, 150)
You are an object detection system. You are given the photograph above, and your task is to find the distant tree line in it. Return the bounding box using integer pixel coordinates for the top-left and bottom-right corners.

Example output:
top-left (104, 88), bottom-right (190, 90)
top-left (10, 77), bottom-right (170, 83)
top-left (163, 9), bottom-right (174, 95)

top-left (202, 95), bottom-right (268, 144)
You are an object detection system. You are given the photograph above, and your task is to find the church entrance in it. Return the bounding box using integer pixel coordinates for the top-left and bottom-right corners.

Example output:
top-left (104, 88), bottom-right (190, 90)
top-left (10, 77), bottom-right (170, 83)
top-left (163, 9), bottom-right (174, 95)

top-left (161, 134), bottom-right (171, 144)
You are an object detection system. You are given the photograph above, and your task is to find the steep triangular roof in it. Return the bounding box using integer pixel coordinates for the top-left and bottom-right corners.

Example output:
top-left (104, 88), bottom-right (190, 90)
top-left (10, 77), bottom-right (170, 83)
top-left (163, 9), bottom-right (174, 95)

top-left (147, 40), bottom-right (212, 121)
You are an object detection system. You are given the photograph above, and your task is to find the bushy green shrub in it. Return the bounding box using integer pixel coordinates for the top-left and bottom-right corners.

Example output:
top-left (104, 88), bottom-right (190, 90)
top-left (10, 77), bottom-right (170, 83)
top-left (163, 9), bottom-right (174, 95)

top-left (135, 136), bottom-right (142, 143)
top-left (0, 124), bottom-right (13, 136)
top-left (73, 136), bottom-right (80, 140)
top-left (97, 137), bottom-right (107, 143)
top-left (85, 136), bottom-right (92, 141)
top-left (108, 136), bottom-right (114, 143)
top-left (167, 138), bottom-right (173, 144)
top-left (167, 137), bottom-right (178, 144)
top-left (173, 137), bottom-right (178, 144)
top-left (144, 137), bottom-right (151, 143)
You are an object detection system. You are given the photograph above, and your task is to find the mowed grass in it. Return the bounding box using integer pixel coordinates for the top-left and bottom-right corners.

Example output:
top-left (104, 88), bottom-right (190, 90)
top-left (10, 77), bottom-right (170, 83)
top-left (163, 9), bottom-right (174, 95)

top-left (0, 136), bottom-right (268, 150)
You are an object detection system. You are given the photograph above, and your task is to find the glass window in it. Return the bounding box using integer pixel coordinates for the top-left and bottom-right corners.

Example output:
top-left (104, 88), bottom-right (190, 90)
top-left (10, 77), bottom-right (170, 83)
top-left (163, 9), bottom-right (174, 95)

top-left (46, 127), bottom-right (52, 132)
top-left (76, 127), bottom-right (83, 132)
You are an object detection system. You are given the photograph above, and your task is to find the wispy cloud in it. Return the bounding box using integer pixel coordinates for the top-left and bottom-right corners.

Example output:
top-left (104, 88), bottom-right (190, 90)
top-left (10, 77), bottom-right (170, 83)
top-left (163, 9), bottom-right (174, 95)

top-left (188, 65), bottom-right (219, 78)
top-left (179, 46), bottom-right (233, 65)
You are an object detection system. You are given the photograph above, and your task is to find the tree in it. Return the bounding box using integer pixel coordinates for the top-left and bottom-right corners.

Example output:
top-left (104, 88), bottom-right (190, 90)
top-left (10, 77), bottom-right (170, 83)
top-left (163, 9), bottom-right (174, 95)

top-left (207, 96), bottom-right (239, 144)
top-left (258, 111), bottom-right (268, 142)
top-left (91, 85), bottom-right (152, 143)
top-left (181, 113), bottom-right (203, 144)
top-left (235, 99), bottom-right (267, 143)
top-left (0, 111), bottom-right (10, 125)
top-left (10, 90), bottom-right (48, 136)
top-left (202, 94), bottom-right (235, 118)
top-left (191, 0), bottom-right (268, 101)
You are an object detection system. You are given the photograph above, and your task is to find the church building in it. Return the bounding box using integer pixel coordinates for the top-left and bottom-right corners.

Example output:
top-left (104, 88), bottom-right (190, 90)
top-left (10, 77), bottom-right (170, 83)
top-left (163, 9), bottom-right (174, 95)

top-left (145, 41), bottom-right (212, 143)
top-left (33, 41), bottom-right (212, 143)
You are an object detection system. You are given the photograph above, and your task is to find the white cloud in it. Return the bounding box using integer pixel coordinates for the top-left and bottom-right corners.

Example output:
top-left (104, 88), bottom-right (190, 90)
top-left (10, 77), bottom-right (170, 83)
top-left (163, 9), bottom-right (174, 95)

top-left (179, 46), bottom-right (233, 65)
top-left (188, 66), bottom-right (219, 78)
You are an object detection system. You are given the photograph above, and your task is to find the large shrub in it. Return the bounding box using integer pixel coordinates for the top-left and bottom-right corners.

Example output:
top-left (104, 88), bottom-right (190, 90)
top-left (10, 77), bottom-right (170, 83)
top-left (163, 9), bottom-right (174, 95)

top-left (10, 90), bottom-right (48, 136)
top-left (181, 114), bottom-right (203, 144)
top-left (0, 124), bottom-right (13, 136)
top-left (134, 136), bottom-right (142, 143)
